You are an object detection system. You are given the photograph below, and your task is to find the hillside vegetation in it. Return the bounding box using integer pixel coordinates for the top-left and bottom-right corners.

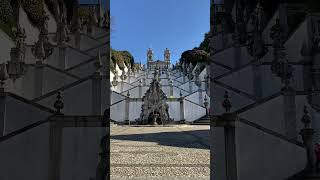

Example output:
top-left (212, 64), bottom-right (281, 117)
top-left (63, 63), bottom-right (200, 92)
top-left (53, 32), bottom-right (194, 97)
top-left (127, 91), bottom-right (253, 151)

top-left (111, 49), bottom-right (135, 72)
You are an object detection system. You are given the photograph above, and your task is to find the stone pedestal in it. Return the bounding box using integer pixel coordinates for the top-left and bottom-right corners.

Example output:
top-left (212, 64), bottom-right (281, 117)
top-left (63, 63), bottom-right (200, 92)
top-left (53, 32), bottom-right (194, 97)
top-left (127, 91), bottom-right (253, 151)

top-left (138, 84), bottom-right (142, 98)
top-left (179, 97), bottom-right (185, 123)
top-left (189, 81), bottom-right (193, 93)
top-left (58, 45), bottom-right (68, 69)
top-left (212, 113), bottom-right (238, 180)
top-left (75, 30), bottom-right (81, 50)
top-left (252, 62), bottom-right (263, 98)
top-left (125, 97), bottom-right (130, 124)
top-left (283, 89), bottom-right (297, 139)
top-left (234, 47), bottom-right (242, 68)
top-left (300, 128), bottom-right (316, 171)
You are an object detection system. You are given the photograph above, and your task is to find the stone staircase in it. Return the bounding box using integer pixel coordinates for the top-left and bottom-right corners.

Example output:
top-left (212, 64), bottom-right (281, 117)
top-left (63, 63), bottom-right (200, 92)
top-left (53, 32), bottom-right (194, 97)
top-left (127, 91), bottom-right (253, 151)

top-left (191, 115), bottom-right (210, 125)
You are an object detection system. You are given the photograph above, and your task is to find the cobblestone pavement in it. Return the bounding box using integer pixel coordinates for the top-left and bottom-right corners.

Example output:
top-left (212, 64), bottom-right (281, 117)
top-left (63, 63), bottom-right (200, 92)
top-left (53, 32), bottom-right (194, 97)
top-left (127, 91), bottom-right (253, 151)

top-left (110, 125), bottom-right (210, 180)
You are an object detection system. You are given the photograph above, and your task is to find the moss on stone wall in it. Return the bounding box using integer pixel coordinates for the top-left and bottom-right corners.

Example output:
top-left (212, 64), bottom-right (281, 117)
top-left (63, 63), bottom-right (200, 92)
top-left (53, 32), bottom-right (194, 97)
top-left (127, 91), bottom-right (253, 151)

top-left (0, 0), bottom-right (15, 38)
top-left (180, 32), bottom-right (209, 66)
top-left (111, 49), bottom-right (135, 71)
top-left (44, 0), bottom-right (58, 20)
top-left (21, 0), bottom-right (47, 29)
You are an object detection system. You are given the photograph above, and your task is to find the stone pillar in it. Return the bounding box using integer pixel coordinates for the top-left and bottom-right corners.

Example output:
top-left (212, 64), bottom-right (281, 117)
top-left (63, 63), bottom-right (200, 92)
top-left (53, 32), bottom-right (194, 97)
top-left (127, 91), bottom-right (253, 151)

top-left (142, 78), bottom-right (146, 86)
top-left (92, 72), bottom-right (102, 115)
top-left (234, 46), bottom-right (242, 68)
top-left (283, 89), bottom-right (297, 139)
top-left (252, 62), bottom-right (263, 98)
top-left (213, 113), bottom-right (238, 180)
top-left (128, 72), bottom-right (131, 83)
top-left (138, 81), bottom-right (142, 98)
top-left (49, 117), bottom-right (63, 180)
top-left (120, 81), bottom-right (124, 93)
top-left (179, 95), bottom-right (185, 124)
top-left (34, 61), bottom-right (44, 97)
top-left (300, 106), bottom-right (316, 171)
top-left (58, 45), bottom-right (68, 69)
top-left (169, 82), bottom-right (173, 97)
top-left (189, 81), bottom-right (193, 93)
top-left (125, 92), bottom-right (130, 125)
top-left (0, 91), bottom-right (6, 136)
top-left (198, 88), bottom-right (203, 106)
top-left (75, 30), bottom-right (81, 50)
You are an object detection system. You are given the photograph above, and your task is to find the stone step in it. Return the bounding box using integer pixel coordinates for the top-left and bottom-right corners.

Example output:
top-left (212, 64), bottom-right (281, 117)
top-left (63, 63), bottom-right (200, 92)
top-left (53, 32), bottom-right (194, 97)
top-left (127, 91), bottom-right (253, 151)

top-left (191, 117), bottom-right (210, 125)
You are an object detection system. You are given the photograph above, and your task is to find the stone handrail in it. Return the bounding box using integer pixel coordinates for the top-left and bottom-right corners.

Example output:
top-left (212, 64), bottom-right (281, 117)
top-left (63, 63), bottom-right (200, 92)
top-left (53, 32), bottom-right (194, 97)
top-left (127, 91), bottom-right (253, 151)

top-left (44, 64), bottom-right (81, 79)
top-left (8, 92), bottom-right (55, 113)
top-left (213, 79), bottom-right (258, 101)
top-left (66, 45), bottom-right (95, 58)
top-left (31, 75), bottom-right (93, 103)
top-left (65, 52), bottom-right (108, 72)
top-left (234, 91), bottom-right (282, 114)
top-left (84, 42), bottom-right (107, 53)
top-left (238, 117), bottom-right (304, 148)
top-left (0, 116), bottom-right (53, 143)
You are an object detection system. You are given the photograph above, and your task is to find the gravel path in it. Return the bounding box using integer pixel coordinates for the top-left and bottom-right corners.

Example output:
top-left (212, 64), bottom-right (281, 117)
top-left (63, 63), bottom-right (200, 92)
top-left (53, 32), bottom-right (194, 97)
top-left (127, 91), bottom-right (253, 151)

top-left (110, 125), bottom-right (210, 180)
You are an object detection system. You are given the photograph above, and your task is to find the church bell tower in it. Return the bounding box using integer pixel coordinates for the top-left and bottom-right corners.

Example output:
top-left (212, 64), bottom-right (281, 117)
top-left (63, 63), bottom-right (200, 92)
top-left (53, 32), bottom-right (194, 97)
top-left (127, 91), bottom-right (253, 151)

top-left (147, 48), bottom-right (153, 69)
top-left (164, 48), bottom-right (170, 68)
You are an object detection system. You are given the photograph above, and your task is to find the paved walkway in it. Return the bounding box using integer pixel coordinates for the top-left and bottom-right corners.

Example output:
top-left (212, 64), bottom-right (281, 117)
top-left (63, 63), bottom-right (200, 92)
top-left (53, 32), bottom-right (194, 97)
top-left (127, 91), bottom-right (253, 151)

top-left (110, 125), bottom-right (210, 180)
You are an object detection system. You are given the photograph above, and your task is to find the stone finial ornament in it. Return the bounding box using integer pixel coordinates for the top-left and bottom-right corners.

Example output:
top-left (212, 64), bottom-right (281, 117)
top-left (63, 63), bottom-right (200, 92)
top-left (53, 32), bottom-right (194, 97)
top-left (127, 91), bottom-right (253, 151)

top-left (222, 91), bottom-right (232, 113)
top-left (54, 92), bottom-right (64, 114)
top-left (270, 19), bottom-right (294, 90)
top-left (120, 70), bottom-right (127, 81)
top-left (247, 1), bottom-right (267, 59)
top-left (31, 28), bottom-right (54, 62)
top-left (8, 26), bottom-right (27, 81)
top-left (56, 11), bottom-right (69, 45)
top-left (111, 76), bottom-right (118, 87)
top-left (204, 95), bottom-right (209, 115)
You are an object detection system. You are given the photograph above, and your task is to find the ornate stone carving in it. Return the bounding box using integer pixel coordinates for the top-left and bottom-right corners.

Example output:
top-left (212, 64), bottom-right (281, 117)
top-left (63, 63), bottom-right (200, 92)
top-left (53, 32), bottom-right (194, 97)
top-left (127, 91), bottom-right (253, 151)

top-left (232, 0), bottom-right (247, 46)
top-left (137, 77), bottom-right (172, 125)
top-left (31, 26), bottom-right (54, 62)
top-left (56, 11), bottom-right (70, 46)
top-left (222, 91), bottom-right (232, 113)
top-left (270, 19), bottom-right (294, 90)
top-left (247, 2), bottom-right (267, 59)
top-left (120, 70), bottom-right (127, 81)
top-left (8, 26), bottom-right (27, 81)
top-left (54, 91), bottom-right (64, 115)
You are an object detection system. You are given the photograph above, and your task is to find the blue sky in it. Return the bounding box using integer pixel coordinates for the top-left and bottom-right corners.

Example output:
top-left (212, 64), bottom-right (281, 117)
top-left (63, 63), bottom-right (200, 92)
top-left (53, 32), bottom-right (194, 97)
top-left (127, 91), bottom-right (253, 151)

top-left (110, 0), bottom-right (210, 64)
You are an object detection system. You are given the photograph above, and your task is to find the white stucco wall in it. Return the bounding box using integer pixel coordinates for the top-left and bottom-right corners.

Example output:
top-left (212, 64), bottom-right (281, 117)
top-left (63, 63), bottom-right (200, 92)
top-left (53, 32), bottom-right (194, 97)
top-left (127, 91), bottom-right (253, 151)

top-left (0, 30), bottom-right (14, 63)
top-left (236, 122), bottom-right (306, 180)
top-left (0, 123), bottom-right (50, 180)
top-left (19, 7), bottom-right (39, 45)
